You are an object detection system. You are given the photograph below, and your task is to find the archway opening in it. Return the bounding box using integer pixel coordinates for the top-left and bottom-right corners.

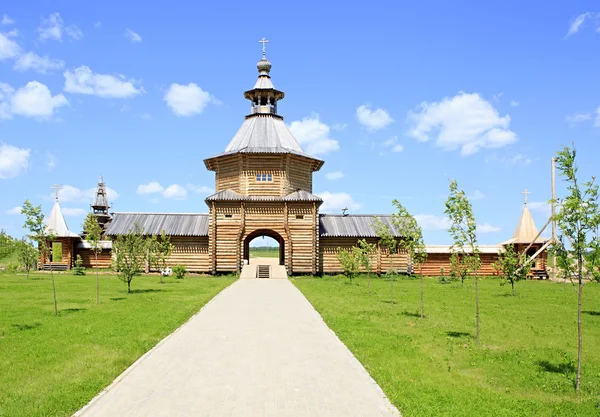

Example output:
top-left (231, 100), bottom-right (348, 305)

top-left (243, 229), bottom-right (284, 266)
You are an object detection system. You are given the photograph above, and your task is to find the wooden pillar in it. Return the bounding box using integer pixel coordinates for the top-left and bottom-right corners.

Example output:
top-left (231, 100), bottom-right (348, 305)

top-left (236, 202), bottom-right (246, 273)
top-left (377, 242), bottom-right (382, 275)
top-left (284, 202), bottom-right (292, 274)
top-left (312, 202), bottom-right (317, 275)
top-left (211, 201), bottom-right (217, 275)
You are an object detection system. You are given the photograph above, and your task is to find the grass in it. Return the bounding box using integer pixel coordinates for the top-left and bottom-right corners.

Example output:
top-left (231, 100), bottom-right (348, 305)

top-left (249, 246), bottom-right (279, 258)
top-left (0, 271), bottom-right (235, 417)
top-left (293, 275), bottom-right (600, 416)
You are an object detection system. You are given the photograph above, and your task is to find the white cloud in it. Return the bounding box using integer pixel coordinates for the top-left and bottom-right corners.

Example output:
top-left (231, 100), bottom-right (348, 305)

top-left (477, 222), bottom-right (500, 233)
top-left (94, 22), bottom-right (102, 28)
top-left (485, 153), bottom-right (532, 168)
top-left (528, 201), bottom-right (552, 218)
top-left (37, 12), bottom-right (63, 41)
top-left (65, 25), bottom-right (83, 40)
top-left (55, 184), bottom-right (119, 204)
top-left (356, 104), bottom-right (393, 130)
top-left (164, 83), bottom-right (213, 116)
top-left (163, 184), bottom-right (188, 200)
top-left (316, 191), bottom-right (360, 212)
top-left (0, 32), bottom-right (19, 60)
top-left (331, 123), bottom-right (347, 131)
top-left (566, 12), bottom-right (596, 38)
top-left (381, 136), bottom-right (404, 153)
top-left (187, 184), bottom-right (213, 194)
top-left (470, 190), bottom-right (485, 200)
top-left (64, 66), bottom-right (143, 98)
top-left (125, 28), bottom-right (142, 43)
top-left (10, 81), bottom-right (68, 119)
top-left (14, 51), bottom-right (64, 73)
top-left (137, 182), bottom-right (164, 195)
top-left (407, 92), bottom-right (518, 156)
top-left (566, 112), bottom-right (592, 125)
top-left (288, 113), bottom-right (340, 155)
top-left (62, 207), bottom-right (87, 216)
top-left (492, 92), bottom-right (503, 102)
top-left (1, 14), bottom-right (15, 25)
top-left (595, 107), bottom-right (600, 128)
top-left (0, 143), bottom-right (30, 179)
top-left (326, 171), bottom-right (344, 180)
top-left (510, 100), bottom-right (520, 107)
top-left (414, 214), bottom-right (450, 231)
top-left (141, 113), bottom-right (151, 120)
top-left (6, 206), bottom-right (22, 215)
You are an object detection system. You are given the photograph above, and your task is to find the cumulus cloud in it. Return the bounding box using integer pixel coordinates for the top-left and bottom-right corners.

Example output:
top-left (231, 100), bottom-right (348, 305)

top-left (54, 184), bottom-right (119, 204)
top-left (62, 207), bottom-right (87, 216)
top-left (381, 136), bottom-right (404, 153)
top-left (356, 104), bottom-right (393, 130)
top-left (5, 206), bottom-right (22, 215)
top-left (14, 51), bottom-right (64, 73)
top-left (414, 214), bottom-right (450, 231)
top-left (0, 32), bottom-right (19, 60)
top-left (10, 81), bottom-right (68, 119)
top-left (316, 191), bottom-right (360, 212)
top-left (477, 223), bottom-right (500, 233)
top-left (125, 28), bottom-right (142, 43)
top-left (528, 201), bottom-right (552, 218)
top-left (485, 153), bottom-right (532, 168)
top-left (137, 182), bottom-right (164, 195)
top-left (37, 12), bottom-right (82, 41)
top-left (407, 92), bottom-right (518, 155)
top-left (326, 171), bottom-right (344, 180)
top-left (163, 184), bottom-right (188, 200)
top-left (0, 143), bottom-right (30, 179)
top-left (64, 66), bottom-right (143, 98)
top-left (288, 113), bottom-right (340, 155)
top-left (510, 100), bottom-right (520, 107)
top-left (1, 14), bottom-right (15, 25)
top-left (164, 83), bottom-right (213, 116)
top-left (187, 184), bottom-right (213, 194)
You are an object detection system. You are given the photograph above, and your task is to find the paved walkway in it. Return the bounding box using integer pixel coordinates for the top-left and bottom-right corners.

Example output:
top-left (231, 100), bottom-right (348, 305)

top-left (77, 279), bottom-right (400, 417)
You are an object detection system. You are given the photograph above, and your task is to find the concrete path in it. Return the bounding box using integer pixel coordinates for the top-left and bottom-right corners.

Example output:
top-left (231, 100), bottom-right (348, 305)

top-left (76, 279), bottom-right (400, 417)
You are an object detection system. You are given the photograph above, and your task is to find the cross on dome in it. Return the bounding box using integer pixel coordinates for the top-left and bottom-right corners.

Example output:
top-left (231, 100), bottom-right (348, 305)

top-left (521, 189), bottom-right (530, 205)
top-left (51, 184), bottom-right (62, 202)
top-left (259, 37), bottom-right (269, 57)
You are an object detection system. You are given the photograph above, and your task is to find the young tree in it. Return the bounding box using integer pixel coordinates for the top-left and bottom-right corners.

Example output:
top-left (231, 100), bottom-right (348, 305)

top-left (337, 247), bottom-right (360, 283)
top-left (549, 145), bottom-right (600, 392)
top-left (449, 252), bottom-right (469, 286)
top-left (113, 223), bottom-right (149, 293)
top-left (492, 244), bottom-right (531, 296)
top-left (22, 200), bottom-right (58, 315)
top-left (149, 230), bottom-right (174, 284)
top-left (375, 201), bottom-right (428, 316)
top-left (83, 213), bottom-right (103, 304)
top-left (445, 180), bottom-right (481, 344)
top-left (374, 218), bottom-right (399, 301)
top-left (16, 238), bottom-right (38, 279)
top-left (357, 239), bottom-right (376, 294)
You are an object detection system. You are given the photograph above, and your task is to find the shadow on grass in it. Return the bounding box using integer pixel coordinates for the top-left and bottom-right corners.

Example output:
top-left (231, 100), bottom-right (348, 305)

top-left (583, 310), bottom-right (600, 316)
top-left (446, 331), bottom-right (472, 338)
top-left (129, 289), bottom-right (165, 294)
top-left (110, 297), bottom-right (126, 301)
top-left (537, 360), bottom-right (576, 387)
top-left (58, 308), bottom-right (86, 316)
top-left (401, 311), bottom-right (421, 318)
top-left (381, 300), bottom-right (397, 304)
top-left (12, 322), bottom-right (41, 331)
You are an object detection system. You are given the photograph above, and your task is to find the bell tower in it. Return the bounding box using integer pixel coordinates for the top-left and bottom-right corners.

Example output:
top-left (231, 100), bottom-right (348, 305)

top-left (91, 176), bottom-right (111, 230)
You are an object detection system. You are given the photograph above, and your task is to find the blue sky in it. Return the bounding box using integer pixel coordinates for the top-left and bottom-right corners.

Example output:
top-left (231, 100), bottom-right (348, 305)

top-left (1, 1), bottom-right (599, 245)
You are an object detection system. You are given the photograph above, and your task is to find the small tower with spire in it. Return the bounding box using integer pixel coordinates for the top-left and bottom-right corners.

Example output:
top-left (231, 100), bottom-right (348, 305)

top-left (91, 176), bottom-right (111, 230)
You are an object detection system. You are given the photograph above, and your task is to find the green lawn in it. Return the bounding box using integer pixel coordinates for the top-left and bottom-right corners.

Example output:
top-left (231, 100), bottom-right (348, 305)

top-left (249, 246), bottom-right (279, 258)
top-left (0, 272), bottom-right (235, 417)
top-left (293, 275), bottom-right (600, 416)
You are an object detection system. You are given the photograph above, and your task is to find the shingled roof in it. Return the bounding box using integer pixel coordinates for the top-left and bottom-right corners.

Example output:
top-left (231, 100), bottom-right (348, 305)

top-left (205, 189), bottom-right (323, 204)
top-left (319, 214), bottom-right (403, 238)
top-left (501, 204), bottom-right (547, 245)
top-left (105, 213), bottom-right (209, 236)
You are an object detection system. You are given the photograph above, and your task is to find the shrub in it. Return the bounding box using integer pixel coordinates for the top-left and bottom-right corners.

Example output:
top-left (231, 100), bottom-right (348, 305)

top-left (173, 264), bottom-right (186, 279)
top-left (72, 255), bottom-right (86, 276)
top-left (6, 262), bottom-right (20, 273)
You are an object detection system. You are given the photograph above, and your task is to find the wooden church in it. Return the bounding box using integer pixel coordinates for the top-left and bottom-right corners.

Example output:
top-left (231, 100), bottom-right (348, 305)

top-left (42, 44), bottom-right (549, 279)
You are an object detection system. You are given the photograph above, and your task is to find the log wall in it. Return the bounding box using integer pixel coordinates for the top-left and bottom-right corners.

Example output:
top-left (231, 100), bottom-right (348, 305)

top-left (420, 253), bottom-right (500, 277)
top-left (78, 249), bottom-right (112, 269)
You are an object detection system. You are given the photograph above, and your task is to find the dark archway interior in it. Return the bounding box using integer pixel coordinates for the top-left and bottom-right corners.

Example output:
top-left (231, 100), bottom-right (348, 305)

top-left (243, 229), bottom-right (285, 265)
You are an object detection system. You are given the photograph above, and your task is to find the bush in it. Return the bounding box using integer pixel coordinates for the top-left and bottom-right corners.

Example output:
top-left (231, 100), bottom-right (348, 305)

top-left (173, 264), bottom-right (186, 279)
top-left (72, 255), bottom-right (86, 276)
top-left (6, 262), bottom-right (20, 273)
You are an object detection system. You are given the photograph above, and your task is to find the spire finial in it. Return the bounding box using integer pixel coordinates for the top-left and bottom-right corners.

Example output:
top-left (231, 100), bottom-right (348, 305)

top-left (51, 184), bottom-right (62, 202)
top-left (521, 189), bottom-right (531, 205)
top-left (259, 37), bottom-right (269, 58)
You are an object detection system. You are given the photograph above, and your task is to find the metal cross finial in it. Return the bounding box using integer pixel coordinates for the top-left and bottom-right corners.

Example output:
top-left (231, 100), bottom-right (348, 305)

top-left (51, 184), bottom-right (62, 202)
top-left (521, 189), bottom-right (531, 205)
top-left (258, 37), bottom-right (269, 57)
top-left (342, 207), bottom-right (348, 215)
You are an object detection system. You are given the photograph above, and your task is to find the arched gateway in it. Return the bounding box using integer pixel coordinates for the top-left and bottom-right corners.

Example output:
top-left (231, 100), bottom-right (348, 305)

top-left (243, 229), bottom-right (285, 266)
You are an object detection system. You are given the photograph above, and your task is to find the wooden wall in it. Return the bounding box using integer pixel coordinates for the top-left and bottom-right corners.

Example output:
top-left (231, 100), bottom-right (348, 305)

top-left (420, 253), bottom-right (500, 277)
top-left (284, 155), bottom-right (313, 194)
top-left (41, 237), bottom-right (76, 268)
top-left (215, 155), bottom-right (241, 193)
top-left (78, 249), bottom-right (112, 269)
top-left (319, 237), bottom-right (409, 275)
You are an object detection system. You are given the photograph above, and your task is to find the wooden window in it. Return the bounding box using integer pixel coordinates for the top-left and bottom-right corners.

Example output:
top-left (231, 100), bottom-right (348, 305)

top-left (224, 214), bottom-right (233, 218)
top-left (255, 173), bottom-right (273, 182)
top-left (296, 215), bottom-right (304, 219)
